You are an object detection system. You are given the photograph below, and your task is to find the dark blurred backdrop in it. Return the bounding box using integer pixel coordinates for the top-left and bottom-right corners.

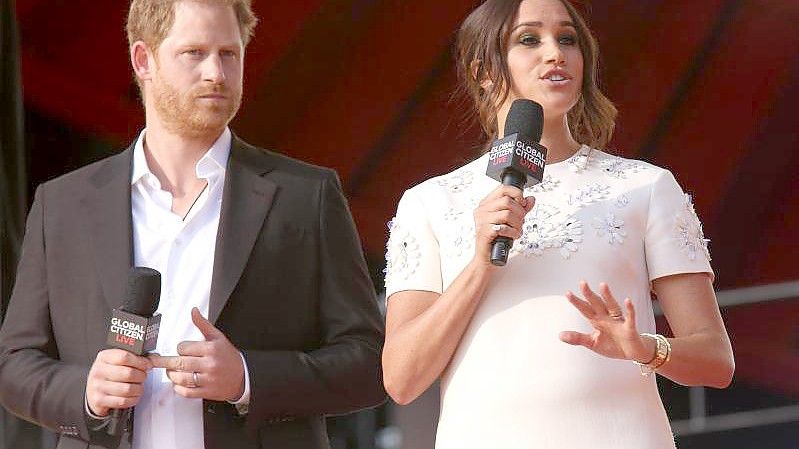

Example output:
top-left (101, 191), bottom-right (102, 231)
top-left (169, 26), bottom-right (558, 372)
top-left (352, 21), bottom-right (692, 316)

top-left (2, 1), bottom-right (798, 448)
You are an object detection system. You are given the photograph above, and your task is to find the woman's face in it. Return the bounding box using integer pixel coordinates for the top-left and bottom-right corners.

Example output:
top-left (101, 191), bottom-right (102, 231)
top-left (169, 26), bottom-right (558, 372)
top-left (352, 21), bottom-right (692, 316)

top-left (499, 0), bottom-right (584, 122)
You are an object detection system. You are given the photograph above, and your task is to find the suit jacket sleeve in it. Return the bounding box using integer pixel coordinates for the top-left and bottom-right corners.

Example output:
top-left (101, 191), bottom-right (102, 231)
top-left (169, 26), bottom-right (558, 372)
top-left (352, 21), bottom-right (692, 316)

top-left (242, 170), bottom-right (386, 425)
top-left (0, 185), bottom-right (95, 442)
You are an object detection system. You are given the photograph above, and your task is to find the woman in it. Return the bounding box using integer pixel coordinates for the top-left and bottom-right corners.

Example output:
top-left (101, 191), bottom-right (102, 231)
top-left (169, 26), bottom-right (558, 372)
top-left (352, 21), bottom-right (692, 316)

top-left (382, 0), bottom-right (734, 447)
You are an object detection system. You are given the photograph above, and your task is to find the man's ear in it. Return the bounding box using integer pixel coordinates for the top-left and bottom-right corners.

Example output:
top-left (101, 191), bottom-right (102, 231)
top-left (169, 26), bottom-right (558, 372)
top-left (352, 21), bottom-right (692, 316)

top-left (131, 41), bottom-right (155, 84)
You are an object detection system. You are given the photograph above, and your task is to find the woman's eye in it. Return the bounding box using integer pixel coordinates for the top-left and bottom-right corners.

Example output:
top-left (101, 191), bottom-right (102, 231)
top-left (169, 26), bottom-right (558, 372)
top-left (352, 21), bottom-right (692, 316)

top-left (519, 34), bottom-right (540, 46)
top-left (559, 34), bottom-right (578, 46)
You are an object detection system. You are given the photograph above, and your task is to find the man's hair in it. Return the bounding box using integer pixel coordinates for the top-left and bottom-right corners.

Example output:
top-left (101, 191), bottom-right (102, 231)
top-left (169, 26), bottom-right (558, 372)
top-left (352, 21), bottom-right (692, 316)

top-left (126, 0), bottom-right (258, 52)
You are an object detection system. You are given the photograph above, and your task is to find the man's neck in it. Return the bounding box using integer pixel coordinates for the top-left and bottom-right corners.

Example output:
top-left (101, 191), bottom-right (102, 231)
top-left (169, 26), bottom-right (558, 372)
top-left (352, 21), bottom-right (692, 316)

top-left (142, 120), bottom-right (223, 197)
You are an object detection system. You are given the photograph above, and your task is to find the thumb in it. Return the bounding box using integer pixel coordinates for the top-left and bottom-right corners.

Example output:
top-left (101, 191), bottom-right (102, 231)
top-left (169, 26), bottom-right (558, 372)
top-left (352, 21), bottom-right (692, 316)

top-left (523, 195), bottom-right (536, 213)
top-left (559, 331), bottom-right (593, 349)
top-left (191, 307), bottom-right (222, 340)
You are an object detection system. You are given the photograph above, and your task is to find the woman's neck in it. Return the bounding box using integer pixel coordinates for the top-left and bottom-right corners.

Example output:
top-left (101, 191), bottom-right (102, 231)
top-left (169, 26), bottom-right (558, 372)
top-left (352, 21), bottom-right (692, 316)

top-left (539, 114), bottom-right (581, 164)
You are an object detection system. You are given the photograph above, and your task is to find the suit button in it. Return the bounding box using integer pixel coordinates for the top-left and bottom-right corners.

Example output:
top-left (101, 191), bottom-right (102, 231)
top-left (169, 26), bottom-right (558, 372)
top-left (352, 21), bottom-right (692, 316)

top-left (206, 405), bottom-right (216, 414)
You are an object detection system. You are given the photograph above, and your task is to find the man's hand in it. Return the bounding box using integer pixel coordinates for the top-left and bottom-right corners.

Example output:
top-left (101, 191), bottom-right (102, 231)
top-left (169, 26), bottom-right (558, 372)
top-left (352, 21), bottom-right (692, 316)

top-left (149, 308), bottom-right (245, 401)
top-left (86, 349), bottom-right (153, 417)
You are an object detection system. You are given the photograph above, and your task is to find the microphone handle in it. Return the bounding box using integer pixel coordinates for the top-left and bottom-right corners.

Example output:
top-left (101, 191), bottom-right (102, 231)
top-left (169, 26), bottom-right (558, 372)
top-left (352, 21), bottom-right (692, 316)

top-left (107, 407), bottom-right (131, 436)
top-left (489, 169), bottom-right (527, 266)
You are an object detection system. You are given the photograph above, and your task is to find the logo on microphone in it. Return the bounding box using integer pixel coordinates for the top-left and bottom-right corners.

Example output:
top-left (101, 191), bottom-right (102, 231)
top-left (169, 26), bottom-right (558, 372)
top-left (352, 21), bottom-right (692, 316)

top-left (107, 309), bottom-right (161, 355)
top-left (486, 133), bottom-right (547, 188)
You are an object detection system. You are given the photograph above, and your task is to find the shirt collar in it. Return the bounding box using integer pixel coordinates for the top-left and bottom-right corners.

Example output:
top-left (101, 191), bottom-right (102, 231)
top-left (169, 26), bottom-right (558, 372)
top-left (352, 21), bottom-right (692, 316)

top-left (131, 127), bottom-right (232, 186)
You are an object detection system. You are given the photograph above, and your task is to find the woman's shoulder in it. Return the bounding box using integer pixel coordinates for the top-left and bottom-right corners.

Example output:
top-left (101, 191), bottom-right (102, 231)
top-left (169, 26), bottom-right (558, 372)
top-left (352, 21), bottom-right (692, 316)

top-left (403, 154), bottom-right (490, 199)
top-left (585, 148), bottom-right (669, 178)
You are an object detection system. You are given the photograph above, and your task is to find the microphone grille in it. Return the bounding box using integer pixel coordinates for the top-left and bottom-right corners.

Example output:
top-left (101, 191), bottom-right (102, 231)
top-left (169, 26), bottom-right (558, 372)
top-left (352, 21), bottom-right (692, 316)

top-left (504, 99), bottom-right (544, 142)
top-left (122, 267), bottom-right (161, 317)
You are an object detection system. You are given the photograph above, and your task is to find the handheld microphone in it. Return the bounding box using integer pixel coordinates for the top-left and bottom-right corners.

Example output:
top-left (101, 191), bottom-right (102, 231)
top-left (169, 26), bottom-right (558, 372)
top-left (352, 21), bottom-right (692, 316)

top-left (105, 267), bottom-right (162, 436)
top-left (485, 99), bottom-right (547, 266)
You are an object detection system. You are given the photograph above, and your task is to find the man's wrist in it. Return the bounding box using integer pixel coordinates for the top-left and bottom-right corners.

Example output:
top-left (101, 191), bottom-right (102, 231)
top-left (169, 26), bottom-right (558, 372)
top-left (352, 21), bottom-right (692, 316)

top-left (227, 351), bottom-right (250, 414)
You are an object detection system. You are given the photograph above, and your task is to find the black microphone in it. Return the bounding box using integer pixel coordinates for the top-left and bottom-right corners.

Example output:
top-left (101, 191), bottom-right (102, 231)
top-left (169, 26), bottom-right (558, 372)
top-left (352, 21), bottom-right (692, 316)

top-left (105, 267), bottom-right (162, 436)
top-left (485, 99), bottom-right (547, 266)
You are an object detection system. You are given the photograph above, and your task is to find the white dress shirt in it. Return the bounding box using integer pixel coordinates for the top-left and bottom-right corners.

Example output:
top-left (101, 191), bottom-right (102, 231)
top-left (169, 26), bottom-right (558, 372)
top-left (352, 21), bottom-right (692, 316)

top-left (128, 128), bottom-right (249, 449)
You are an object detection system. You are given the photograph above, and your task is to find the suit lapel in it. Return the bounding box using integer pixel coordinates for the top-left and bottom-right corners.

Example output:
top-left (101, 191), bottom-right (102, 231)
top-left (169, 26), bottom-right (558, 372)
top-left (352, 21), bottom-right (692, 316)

top-left (83, 147), bottom-right (134, 312)
top-left (208, 138), bottom-right (277, 324)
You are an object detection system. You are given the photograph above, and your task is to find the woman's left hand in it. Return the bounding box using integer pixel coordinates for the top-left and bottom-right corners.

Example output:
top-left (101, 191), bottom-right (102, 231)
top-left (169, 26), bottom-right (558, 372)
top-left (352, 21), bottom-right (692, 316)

top-left (559, 281), bottom-right (655, 362)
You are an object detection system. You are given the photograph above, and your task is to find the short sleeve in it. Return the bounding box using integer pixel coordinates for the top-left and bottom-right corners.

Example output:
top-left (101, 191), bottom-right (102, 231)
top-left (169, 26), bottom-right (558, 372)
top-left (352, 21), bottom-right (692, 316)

top-left (644, 170), bottom-right (714, 282)
top-left (384, 188), bottom-right (443, 298)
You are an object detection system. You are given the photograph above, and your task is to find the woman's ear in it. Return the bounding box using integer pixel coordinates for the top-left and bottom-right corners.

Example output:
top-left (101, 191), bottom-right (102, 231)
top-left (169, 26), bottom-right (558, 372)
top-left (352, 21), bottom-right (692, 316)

top-left (471, 59), bottom-right (494, 91)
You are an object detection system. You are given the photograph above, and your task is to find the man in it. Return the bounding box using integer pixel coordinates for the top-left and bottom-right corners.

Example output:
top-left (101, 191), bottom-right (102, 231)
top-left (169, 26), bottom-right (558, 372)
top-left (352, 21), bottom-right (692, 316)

top-left (0, 1), bottom-right (385, 448)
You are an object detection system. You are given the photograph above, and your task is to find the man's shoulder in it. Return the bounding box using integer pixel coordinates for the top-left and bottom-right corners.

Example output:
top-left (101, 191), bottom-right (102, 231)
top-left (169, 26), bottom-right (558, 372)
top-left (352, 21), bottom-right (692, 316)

top-left (235, 138), bottom-right (337, 183)
top-left (39, 148), bottom-right (131, 194)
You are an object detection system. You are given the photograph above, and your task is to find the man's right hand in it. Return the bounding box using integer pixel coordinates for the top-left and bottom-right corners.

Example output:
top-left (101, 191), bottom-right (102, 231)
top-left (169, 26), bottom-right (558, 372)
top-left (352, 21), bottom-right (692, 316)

top-left (86, 349), bottom-right (152, 417)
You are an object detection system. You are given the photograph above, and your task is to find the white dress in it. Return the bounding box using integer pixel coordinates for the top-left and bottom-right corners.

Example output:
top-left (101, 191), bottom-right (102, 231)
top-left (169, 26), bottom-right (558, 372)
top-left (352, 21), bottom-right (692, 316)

top-left (384, 146), bottom-right (713, 449)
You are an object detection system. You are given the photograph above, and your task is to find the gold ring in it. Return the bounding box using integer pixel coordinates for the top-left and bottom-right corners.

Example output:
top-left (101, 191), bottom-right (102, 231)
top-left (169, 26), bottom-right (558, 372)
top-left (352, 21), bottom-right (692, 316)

top-left (609, 312), bottom-right (623, 321)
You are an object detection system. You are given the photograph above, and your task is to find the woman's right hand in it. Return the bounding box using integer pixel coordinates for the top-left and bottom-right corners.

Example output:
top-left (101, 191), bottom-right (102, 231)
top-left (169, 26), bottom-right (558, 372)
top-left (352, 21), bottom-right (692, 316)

top-left (472, 185), bottom-right (535, 265)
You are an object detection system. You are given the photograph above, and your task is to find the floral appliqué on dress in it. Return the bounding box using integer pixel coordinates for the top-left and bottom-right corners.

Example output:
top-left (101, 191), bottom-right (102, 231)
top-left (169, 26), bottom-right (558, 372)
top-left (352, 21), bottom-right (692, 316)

top-left (442, 208), bottom-right (475, 258)
top-left (566, 146), bottom-right (593, 173)
top-left (436, 169), bottom-right (474, 193)
top-left (599, 158), bottom-right (645, 179)
top-left (568, 182), bottom-right (611, 206)
top-left (593, 213), bottom-right (626, 245)
top-left (674, 194), bottom-right (711, 261)
top-left (527, 174), bottom-right (560, 193)
top-left (515, 204), bottom-right (584, 259)
top-left (384, 219), bottom-right (422, 282)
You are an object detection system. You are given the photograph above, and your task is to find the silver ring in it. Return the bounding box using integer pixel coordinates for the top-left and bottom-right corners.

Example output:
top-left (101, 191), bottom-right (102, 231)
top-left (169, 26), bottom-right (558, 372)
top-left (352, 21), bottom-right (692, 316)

top-left (491, 224), bottom-right (502, 232)
top-left (189, 371), bottom-right (200, 388)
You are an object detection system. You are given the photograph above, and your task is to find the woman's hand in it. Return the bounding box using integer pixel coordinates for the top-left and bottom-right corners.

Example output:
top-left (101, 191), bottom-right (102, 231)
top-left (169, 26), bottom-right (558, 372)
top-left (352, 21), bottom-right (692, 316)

top-left (472, 185), bottom-right (535, 265)
top-left (559, 281), bottom-right (656, 362)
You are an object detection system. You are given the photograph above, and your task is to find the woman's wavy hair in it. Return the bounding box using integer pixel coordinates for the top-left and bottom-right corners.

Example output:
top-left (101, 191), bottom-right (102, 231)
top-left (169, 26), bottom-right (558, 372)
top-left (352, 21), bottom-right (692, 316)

top-left (455, 0), bottom-right (617, 150)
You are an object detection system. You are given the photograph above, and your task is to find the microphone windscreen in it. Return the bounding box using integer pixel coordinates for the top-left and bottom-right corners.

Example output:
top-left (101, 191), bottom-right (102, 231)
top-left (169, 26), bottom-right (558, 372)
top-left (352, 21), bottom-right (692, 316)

top-left (121, 267), bottom-right (161, 317)
top-left (504, 99), bottom-right (544, 142)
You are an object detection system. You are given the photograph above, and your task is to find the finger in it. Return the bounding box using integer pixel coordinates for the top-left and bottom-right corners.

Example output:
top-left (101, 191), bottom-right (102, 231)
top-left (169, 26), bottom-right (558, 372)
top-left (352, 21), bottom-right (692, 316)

top-left (579, 280), bottom-right (609, 315)
top-left (523, 195), bottom-right (536, 213)
top-left (484, 196), bottom-right (528, 216)
top-left (191, 307), bottom-right (223, 341)
top-left (624, 298), bottom-right (638, 331)
top-left (485, 223), bottom-right (522, 241)
top-left (173, 384), bottom-right (205, 399)
top-left (99, 364), bottom-right (148, 384)
top-left (148, 354), bottom-right (201, 372)
top-left (565, 291), bottom-right (596, 319)
top-left (176, 340), bottom-right (212, 357)
top-left (166, 369), bottom-right (203, 389)
top-left (99, 349), bottom-right (152, 371)
top-left (97, 395), bottom-right (141, 410)
top-left (483, 210), bottom-right (523, 229)
top-left (599, 282), bottom-right (623, 318)
top-left (100, 380), bottom-right (145, 398)
top-left (483, 185), bottom-right (526, 206)
top-left (559, 331), bottom-right (594, 349)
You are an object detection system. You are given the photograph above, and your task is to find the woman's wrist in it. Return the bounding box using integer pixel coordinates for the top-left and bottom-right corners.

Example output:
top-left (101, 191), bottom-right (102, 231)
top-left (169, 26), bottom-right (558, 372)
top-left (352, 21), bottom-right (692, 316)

top-left (632, 334), bottom-right (658, 364)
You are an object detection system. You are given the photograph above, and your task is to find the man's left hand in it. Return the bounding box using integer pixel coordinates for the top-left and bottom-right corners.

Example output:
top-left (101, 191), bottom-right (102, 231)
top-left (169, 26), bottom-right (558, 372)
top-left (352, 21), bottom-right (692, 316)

top-left (149, 307), bottom-right (245, 401)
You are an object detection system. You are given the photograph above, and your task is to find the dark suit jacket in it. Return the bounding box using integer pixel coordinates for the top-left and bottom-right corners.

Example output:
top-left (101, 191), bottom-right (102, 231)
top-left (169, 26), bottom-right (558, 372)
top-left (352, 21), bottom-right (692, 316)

top-left (0, 137), bottom-right (386, 449)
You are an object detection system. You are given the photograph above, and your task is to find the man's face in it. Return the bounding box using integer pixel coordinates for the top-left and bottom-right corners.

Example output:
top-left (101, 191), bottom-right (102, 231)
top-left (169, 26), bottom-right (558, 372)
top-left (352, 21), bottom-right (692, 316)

top-left (148, 1), bottom-right (244, 138)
